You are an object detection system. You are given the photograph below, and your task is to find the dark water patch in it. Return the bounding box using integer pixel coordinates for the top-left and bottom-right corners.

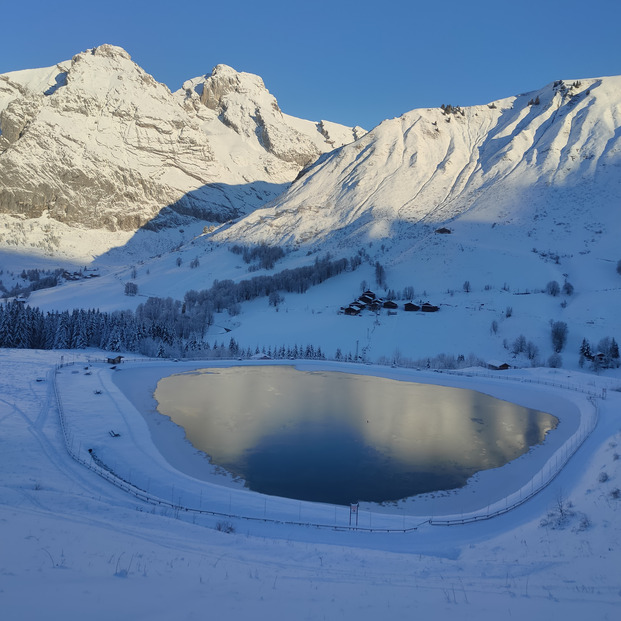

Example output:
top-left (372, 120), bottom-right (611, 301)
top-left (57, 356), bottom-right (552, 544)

top-left (154, 366), bottom-right (557, 505)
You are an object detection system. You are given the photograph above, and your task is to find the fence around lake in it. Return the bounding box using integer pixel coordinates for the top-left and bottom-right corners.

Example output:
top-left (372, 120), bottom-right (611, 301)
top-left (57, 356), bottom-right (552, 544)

top-left (53, 359), bottom-right (601, 532)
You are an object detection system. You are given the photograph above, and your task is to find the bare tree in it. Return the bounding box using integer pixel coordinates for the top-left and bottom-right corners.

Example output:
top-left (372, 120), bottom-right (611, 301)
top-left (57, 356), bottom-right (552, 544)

top-left (124, 282), bottom-right (138, 296)
top-left (546, 280), bottom-right (560, 296)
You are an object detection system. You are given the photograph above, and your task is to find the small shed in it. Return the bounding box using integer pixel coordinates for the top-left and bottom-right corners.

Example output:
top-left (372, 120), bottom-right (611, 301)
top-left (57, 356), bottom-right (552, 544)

top-left (107, 355), bottom-right (124, 365)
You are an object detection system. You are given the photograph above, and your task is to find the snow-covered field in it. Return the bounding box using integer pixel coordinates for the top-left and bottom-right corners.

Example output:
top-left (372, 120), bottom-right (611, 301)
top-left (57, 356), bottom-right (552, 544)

top-left (1, 348), bottom-right (620, 620)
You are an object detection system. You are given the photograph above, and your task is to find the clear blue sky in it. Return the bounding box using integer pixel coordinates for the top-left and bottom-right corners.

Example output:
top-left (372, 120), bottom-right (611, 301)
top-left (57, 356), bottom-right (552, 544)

top-left (1, 0), bottom-right (619, 129)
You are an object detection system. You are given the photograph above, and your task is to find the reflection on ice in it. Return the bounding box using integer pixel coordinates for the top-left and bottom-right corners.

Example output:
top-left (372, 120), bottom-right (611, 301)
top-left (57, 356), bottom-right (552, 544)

top-left (154, 366), bottom-right (557, 505)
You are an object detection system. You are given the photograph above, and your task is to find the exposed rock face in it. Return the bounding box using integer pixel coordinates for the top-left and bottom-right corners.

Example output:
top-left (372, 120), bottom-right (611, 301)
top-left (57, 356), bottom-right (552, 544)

top-left (0, 45), bottom-right (362, 239)
top-left (181, 63), bottom-right (356, 168)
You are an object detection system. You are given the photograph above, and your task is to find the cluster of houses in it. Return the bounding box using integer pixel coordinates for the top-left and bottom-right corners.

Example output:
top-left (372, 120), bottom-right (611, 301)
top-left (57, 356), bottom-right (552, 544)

top-left (340, 290), bottom-right (440, 316)
top-left (62, 269), bottom-right (100, 282)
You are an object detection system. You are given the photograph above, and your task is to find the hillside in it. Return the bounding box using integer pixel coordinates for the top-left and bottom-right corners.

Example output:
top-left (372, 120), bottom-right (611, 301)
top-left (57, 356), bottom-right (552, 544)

top-left (217, 76), bottom-right (621, 252)
top-left (2, 74), bottom-right (613, 374)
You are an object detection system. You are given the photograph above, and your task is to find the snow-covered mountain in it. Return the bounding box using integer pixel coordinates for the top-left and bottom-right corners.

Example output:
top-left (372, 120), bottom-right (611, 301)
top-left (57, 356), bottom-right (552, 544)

top-left (2, 67), bottom-right (618, 369)
top-left (0, 45), bottom-right (363, 257)
top-left (217, 76), bottom-right (621, 254)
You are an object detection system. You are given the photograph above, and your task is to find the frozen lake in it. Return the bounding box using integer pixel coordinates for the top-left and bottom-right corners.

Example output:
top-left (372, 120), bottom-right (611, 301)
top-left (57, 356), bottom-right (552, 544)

top-left (153, 366), bottom-right (558, 505)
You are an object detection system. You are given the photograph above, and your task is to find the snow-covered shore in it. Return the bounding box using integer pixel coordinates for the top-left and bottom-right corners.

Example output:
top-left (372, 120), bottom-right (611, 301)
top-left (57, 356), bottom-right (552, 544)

top-left (104, 358), bottom-right (592, 522)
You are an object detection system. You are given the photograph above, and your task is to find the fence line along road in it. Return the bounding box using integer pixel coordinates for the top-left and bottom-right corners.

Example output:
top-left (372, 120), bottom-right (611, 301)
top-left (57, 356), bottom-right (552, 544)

top-left (53, 360), bottom-right (601, 531)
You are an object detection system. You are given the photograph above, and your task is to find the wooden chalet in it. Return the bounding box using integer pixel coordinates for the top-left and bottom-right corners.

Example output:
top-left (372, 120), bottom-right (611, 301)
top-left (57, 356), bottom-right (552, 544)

top-left (107, 355), bottom-right (124, 364)
top-left (421, 302), bottom-right (440, 312)
top-left (383, 300), bottom-right (398, 309)
top-left (486, 360), bottom-right (511, 371)
top-left (404, 302), bottom-right (420, 312)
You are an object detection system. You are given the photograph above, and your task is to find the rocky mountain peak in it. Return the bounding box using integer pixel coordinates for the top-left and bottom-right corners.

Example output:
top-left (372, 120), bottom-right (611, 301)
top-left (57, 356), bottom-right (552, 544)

top-left (199, 64), bottom-right (270, 112)
top-left (87, 44), bottom-right (133, 61)
top-left (180, 63), bottom-right (362, 168)
top-left (0, 46), bottom-right (362, 257)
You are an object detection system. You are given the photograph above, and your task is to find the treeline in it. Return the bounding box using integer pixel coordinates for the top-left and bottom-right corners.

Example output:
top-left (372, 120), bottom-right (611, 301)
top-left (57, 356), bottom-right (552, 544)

top-left (0, 303), bottom-right (140, 351)
top-left (0, 268), bottom-right (64, 298)
top-left (229, 243), bottom-right (286, 271)
top-left (377, 351), bottom-right (486, 370)
top-left (0, 253), bottom-right (360, 358)
top-left (201, 339), bottom-right (329, 361)
top-left (183, 253), bottom-right (358, 319)
top-left (0, 300), bottom-right (345, 361)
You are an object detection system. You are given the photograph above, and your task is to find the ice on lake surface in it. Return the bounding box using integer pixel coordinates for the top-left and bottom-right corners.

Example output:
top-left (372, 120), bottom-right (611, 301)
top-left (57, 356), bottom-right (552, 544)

top-left (154, 366), bottom-right (558, 505)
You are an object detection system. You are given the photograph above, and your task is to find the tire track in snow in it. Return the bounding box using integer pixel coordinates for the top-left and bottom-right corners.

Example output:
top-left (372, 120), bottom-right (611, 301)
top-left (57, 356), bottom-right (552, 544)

top-left (0, 374), bottom-right (127, 503)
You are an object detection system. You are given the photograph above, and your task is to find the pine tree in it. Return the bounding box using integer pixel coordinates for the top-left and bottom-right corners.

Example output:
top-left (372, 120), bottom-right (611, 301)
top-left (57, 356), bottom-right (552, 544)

top-left (53, 312), bottom-right (70, 349)
top-left (579, 338), bottom-right (593, 360)
top-left (106, 325), bottom-right (123, 352)
top-left (0, 304), bottom-right (14, 347)
top-left (72, 312), bottom-right (88, 350)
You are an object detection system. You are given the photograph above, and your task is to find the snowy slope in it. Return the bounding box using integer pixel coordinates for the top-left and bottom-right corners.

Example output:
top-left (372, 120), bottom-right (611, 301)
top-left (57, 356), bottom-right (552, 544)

top-left (18, 76), bottom-right (619, 372)
top-left (217, 76), bottom-right (620, 251)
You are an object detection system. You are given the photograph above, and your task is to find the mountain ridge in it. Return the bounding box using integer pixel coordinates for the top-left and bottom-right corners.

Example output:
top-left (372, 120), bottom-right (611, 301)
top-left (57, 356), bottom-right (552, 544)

top-left (214, 75), bottom-right (620, 254)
